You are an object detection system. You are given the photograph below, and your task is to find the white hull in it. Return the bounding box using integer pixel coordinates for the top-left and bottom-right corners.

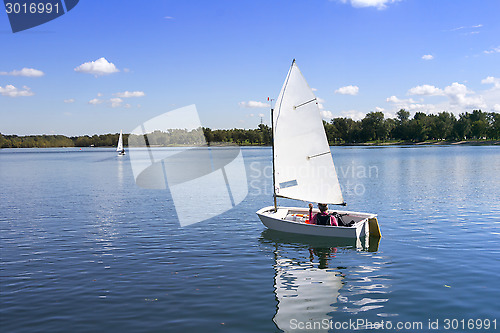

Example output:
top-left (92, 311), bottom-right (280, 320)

top-left (257, 206), bottom-right (378, 239)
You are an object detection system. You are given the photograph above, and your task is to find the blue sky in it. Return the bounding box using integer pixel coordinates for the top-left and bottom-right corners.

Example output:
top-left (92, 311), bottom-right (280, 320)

top-left (1, 0), bottom-right (499, 136)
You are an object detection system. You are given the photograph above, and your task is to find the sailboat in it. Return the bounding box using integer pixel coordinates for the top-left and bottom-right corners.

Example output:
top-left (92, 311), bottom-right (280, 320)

top-left (256, 60), bottom-right (381, 239)
top-left (117, 129), bottom-right (125, 156)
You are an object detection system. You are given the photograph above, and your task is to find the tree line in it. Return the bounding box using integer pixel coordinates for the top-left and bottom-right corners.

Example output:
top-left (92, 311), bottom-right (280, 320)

top-left (1, 110), bottom-right (499, 148)
top-left (0, 133), bottom-right (126, 148)
top-left (205, 109), bottom-right (500, 145)
top-left (324, 109), bottom-right (500, 144)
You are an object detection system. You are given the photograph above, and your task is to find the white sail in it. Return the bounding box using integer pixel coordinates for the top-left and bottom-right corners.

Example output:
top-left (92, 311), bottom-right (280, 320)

top-left (273, 257), bottom-right (342, 332)
top-left (273, 61), bottom-right (344, 205)
top-left (117, 130), bottom-right (123, 152)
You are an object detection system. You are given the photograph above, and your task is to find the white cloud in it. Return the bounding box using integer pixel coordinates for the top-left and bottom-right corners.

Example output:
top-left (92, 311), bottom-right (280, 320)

top-left (444, 82), bottom-right (468, 96)
top-left (0, 67), bottom-right (44, 77)
top-left (88, 98), bottom-right (103, 105)
top-left (321, 110), bottom-right (333, 119)
top-left (407, 103), bottom-right (437, 112)
top-left (114, 91), bottom-right (145, 98)
top-left (109, 98), bottom-right (123, 108)
top-left (375, 106), bottom-right (384, 112)
top-left (0, 85), bottom-right (34, 97)
top-left (164, 16), bottom-right (174, 20)
top-left (405, 82), bottom-right (484, 108)
top-left (88, 92), bottom-right (141, 108)
top-left (484, 46), bottom-right (500, 54)
top-left (481, 76), bottom-right (500, 89)
top-left (341, 110), bottom-right (365, 120)
top-left (64, 98), bottom-right (75, 103)
top-left (258, 113), bottom-right (265, 117)
top-left (386, 95), bottom-right (436, 113)
top-left (337, 0), bottom-right (401, 10)
top-left (316, 97), bottom-right (326, 110)
top-left (449, 24), bottom-right (483, 32)
top-left (383, 110), bottom-right (397, 119)
top-left (493, 104), bottom-right (500, 112)
top-left (443, 82), bottom-right (485, 108)
top-left (335, 85), bottom-right (359, 95)
top-left (74, 57), bottom-right (119, 76)
top-left (239, 101), bottom-right (271, 108)
top-left (386, 95), bottom-right (399, 103)
top-left (386, 80), bottom-right (493, 116)
top-left (422, 54), bottom-right (434, 60)
top-left (407, 84), bottom-right (443, 96)
top-left (386, 95), bottom-right (416, 104)
top-left (311, 87), bottom-right (318, 92)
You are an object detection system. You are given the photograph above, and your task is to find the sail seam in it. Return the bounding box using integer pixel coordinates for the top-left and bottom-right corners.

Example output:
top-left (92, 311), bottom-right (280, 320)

top-left (274, 62), bottom-right (294, 132)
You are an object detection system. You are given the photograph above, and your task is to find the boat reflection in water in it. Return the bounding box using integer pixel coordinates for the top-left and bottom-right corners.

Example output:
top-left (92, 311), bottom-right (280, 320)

top-left (260, 230), bottom-right (387, 332)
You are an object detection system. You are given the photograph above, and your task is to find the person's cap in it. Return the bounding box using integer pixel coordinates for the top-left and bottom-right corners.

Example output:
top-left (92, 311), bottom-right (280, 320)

top-left (318, 203), bottom-right (328, 211)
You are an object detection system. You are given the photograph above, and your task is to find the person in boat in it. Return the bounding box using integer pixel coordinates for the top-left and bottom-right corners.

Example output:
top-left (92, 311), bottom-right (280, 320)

top-left (308, 203), bottom-right (338, 226)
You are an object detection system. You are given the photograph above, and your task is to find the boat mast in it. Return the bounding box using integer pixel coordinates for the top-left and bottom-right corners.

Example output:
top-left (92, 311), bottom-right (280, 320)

top-left (271, 105), bottom-right (277, 212)
top-left (271, 59), bottom-right (296, 212)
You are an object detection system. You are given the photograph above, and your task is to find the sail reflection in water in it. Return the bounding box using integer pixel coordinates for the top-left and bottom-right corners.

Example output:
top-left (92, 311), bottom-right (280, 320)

top-left (260, 231), bottom-right (390, 332)
top-left (273, 252), bottom-right (342, 331)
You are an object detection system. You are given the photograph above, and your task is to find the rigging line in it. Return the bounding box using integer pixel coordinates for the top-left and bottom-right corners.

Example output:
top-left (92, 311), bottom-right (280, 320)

top-left (274, 60), bottom-right (295, 131)
top-left (307, 151), bottom-right (330, 160)
top-left (294, 98), bottom-right (317, 110)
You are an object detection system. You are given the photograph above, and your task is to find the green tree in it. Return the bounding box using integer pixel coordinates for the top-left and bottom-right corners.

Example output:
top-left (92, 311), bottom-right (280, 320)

top-left (487, 112), bottom-right (500, 139)
top-left (397, 109), bottom-right (410, 123)
top-left (202, 127), bottom-right (213, 145)
top-left (323, 120), bottom-right (340, 144)
top-left (469, 110), bottom-right (487, 139)
top-left (361, 112), bottom-right (386, 141)
top-left (454, 113), bottom-right (471, 140)
top-left (0, 133), bottom-right (10, 148)
top-left (385, 118), bottom-right (397, 140)
top-left (74, 136), bottom-right (92, 147)
top-left (392, 109), bottom-right (411, 140)
top-left (258, 124), bottom-right (272, 145)
top-left (331, 117), bottom-right (361, 143)
top-left (407, 112), bottom-right (430, 141)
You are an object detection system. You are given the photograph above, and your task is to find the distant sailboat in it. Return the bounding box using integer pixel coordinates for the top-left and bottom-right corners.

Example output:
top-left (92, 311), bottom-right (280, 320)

top-left (117, 130), bottom-right (125, 156)
top-left (256, 60), bottom-right (381, 239)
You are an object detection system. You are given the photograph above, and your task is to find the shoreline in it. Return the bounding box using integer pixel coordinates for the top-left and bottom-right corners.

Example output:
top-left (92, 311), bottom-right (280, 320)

top-left (332, 140), bottom-right (500, 146)
top-left (1, 139), bottom-right (499, 149)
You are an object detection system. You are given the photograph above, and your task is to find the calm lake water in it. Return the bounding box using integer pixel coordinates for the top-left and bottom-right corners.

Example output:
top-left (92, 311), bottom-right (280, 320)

top-left (1, 146), bottom-right (499, 332)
